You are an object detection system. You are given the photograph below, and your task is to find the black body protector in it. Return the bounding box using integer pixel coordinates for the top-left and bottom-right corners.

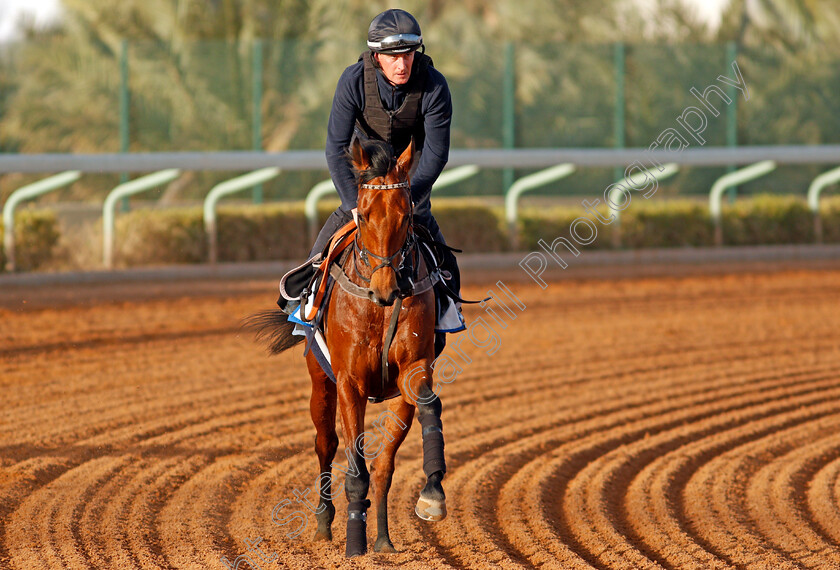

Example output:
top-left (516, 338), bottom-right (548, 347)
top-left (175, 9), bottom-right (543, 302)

top-left (354, 50), bottom-right (468, 360)
top-left (355, 50), bottom-right (433, 156)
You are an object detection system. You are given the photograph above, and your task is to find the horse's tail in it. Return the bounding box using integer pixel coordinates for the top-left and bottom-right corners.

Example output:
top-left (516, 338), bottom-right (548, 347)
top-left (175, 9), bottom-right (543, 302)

top-left (241, 310), bottom-right (304, 354)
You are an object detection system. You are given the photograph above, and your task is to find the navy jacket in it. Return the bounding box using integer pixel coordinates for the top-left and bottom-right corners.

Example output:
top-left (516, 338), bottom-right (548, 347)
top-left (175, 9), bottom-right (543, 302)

top-left (325, 54), bottom-right (453, 217)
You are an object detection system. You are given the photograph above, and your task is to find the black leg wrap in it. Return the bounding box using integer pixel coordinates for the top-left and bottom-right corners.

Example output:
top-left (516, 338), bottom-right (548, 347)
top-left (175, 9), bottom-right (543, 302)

top-left (419, 415), bottom-right (446, 477)
top-left (345, 499), bottom-right (370, 557)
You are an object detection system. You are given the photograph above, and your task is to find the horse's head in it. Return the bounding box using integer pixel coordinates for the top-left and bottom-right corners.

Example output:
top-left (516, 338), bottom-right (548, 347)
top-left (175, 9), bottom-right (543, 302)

top-left (350, 137), bottom-right (416, 307)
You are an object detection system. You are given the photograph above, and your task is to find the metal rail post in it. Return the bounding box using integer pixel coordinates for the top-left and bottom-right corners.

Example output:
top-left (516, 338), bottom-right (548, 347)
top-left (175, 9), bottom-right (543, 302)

top-left (608, 163), bottom-right (679, 247)
top-left (807, 165), bottom-right (840, 243)
top-left (103, 169), bottom-right (181, 268)
top-left (252, 39), bottom-right (264, 204)
top-left (204, 167), bottom-right (281, 264)
top-left (502, 42), bottom-right (516, 194)
top-left (504, 164), bottom-right (576, 249)
top-left (614, 42), bottom-right (626, 184)
top-left (2, 171), bottom-right (81, 272)
top-left (119, 39), bottom-right (131, 211)
top-left (725, 41), bottom-right (738, 203)
top-left (709, 160), bottom-right (776, 246)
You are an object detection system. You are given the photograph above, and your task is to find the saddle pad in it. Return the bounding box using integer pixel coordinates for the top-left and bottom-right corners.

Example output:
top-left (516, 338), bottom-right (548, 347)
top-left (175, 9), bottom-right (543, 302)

top-left (290, 305), bottom-right (336, 384)
top-left (437, 296), bottom-right (466, 333)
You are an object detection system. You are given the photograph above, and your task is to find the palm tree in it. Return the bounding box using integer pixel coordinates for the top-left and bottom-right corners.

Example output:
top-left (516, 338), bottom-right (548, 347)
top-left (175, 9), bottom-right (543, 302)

top-left (723, 0), bottom-right (840, 48)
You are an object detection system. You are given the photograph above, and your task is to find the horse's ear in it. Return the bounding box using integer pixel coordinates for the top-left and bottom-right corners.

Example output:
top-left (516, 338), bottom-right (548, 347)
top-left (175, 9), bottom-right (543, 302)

top-left (349, 137), bottom-right (370, 172)
top-left (396, 138), bottom-right (416, 177)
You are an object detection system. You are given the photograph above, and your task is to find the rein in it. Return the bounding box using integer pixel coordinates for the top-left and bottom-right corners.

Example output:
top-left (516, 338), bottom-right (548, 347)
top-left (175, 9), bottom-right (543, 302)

top-left (352, 230), bottom-right (415, 284)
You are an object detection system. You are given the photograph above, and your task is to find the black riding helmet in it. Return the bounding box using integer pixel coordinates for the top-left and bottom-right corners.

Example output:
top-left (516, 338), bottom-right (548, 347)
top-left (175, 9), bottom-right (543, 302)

top-left (367, 9), bottom-right (423, 54)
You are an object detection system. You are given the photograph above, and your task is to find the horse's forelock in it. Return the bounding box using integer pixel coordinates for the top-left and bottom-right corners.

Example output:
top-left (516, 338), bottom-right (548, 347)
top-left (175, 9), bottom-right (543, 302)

top-left (353, 140), bottom-right (397, 185)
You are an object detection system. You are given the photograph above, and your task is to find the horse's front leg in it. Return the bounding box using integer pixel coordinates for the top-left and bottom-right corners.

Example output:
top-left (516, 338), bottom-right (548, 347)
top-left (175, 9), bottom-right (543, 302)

top-left (402, 360), bottom-right (447, 521)
top-left (336, 378), bottom-right (370, 557)
top-left (370, 397), bottom-right (415, 552)
top-left (306, 353), bottom-right (338, 542)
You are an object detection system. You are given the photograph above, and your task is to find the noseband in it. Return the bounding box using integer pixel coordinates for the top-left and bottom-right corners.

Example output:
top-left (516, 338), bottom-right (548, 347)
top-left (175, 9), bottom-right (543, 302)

top-left (353, 181), bottom-right (415, 285)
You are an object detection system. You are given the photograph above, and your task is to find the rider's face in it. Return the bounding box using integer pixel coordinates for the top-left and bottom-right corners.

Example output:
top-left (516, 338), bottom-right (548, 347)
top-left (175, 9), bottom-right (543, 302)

top-left (374, 51), bottom-right (415, 85)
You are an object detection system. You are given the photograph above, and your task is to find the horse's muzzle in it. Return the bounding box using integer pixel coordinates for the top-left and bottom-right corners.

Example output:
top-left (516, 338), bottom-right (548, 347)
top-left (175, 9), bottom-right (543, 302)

top-left (369, 289), bottom-right (397, 306)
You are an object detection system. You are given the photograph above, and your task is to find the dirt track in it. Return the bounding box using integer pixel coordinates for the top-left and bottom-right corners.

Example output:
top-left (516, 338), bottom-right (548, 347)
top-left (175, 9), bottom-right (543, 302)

top-left (3, 262), bottom-right (840, 569)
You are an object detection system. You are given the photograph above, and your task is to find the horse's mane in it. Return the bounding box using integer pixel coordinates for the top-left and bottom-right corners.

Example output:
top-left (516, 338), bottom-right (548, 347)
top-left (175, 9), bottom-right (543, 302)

top-left (349, 139), bottom-right (397, 185)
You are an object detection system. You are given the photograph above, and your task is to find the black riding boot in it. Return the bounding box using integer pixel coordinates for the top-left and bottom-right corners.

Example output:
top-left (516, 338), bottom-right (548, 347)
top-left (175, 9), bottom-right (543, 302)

top-left (432, 245), bottom-right (461, 358)
top-left (276, 208), bottom-right (354, 313)
top-left (418, 218), bottom-right (461, 359)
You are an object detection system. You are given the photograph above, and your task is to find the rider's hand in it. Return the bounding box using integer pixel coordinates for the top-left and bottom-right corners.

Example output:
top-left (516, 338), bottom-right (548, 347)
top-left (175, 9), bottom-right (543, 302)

top-left (352, 207), bottom-right (358, 225)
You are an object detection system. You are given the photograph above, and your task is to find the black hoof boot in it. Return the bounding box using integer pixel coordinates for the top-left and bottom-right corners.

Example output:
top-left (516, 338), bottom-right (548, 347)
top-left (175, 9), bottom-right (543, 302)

top-left (345, 500), bottom-right (369, 558)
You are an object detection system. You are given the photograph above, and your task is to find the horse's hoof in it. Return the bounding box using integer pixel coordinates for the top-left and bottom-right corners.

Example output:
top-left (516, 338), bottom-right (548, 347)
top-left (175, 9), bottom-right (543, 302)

top-left (312, 529), bottom-right (332, 542)
top-left (415, 495), bottom-right (447, 521)
top-left (374, 537), bottom-right (397, 553)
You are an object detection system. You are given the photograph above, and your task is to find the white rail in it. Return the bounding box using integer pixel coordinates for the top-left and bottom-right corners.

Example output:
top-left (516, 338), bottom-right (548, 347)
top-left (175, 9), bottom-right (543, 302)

top-left (103, 169), bottom-right (181, 268)
top-left (203, 168), bottom-right (281, 264)
top-left (3, 146), bottom-right (840, 173)
top-left (3, 171), bottom-right (81, 271)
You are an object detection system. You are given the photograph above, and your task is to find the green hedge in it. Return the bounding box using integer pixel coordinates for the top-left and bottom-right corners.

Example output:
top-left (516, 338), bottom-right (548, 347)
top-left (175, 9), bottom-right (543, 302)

top-left (517, 200), bottom-right (715, 250)
top-left (0, 210), bottom-right (60, 272)
top-left (113, 201), bottom-right (507, 266)
top-left (519, 194), bottom-right (840, 250)
top-left (432, 201), bottom-right (509, 253)
top-left (721, 194), bottom-right (814, 245)
top-left (110, 195), bottom-right (840, 267)
top-left (519, 205), bottom-right (612, 251)
top-left (821, 196), bottom-right (840, 242)
top-left (621, 201), bottom-right (713, 247)
top-left (8, 196), bottom-right (840, 272)
top-left (115, 203), bottom-right (310, 265)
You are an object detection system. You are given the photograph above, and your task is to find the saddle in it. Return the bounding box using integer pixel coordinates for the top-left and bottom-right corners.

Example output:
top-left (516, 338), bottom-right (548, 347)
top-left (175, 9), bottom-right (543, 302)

top-left (279, 220), bottom-right (357, 322)
top-left (278, 219), bottom-right (469, 401)
top-left (279, 219), bottom-right (468, 329)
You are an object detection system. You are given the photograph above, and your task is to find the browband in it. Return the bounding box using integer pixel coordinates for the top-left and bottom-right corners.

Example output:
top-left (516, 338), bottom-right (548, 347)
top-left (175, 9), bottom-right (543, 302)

top-left (360, 182), bottom-right (410, 190)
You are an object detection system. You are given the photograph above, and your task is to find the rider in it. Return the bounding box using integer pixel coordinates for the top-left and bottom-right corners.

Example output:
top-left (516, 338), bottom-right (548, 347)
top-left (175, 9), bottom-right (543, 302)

top-left (281, 8), bottom-right (462, 355)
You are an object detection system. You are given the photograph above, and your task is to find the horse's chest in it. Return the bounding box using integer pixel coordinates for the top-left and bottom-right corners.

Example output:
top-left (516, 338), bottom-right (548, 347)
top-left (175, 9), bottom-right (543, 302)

top-left (328, 312), bottom-right (387, 361)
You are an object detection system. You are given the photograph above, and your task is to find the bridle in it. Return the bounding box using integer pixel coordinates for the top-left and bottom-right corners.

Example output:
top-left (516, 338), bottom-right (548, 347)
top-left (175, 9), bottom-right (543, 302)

top-left (352, 180), bottom-right (416, 287)
top-left (349, 178), bottom-right (418, 401)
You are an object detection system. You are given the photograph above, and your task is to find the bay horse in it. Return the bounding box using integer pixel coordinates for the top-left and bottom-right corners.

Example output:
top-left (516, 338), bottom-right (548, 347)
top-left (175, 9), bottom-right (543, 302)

top-left (248, 137), bottom-right (447, 557)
